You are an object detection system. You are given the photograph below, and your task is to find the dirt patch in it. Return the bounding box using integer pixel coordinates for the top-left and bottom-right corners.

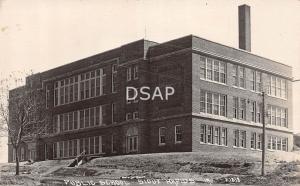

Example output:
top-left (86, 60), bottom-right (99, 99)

top-left (51, 167), bottom-right (98, 177)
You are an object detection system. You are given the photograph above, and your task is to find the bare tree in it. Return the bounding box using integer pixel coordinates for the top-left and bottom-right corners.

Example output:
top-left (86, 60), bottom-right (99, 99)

top-left (0, 72), bottom-right (48, 175)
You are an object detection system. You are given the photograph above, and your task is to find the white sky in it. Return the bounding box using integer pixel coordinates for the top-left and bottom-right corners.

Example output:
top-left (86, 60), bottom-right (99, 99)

top-left (0, 0), bottom-right (299, 163)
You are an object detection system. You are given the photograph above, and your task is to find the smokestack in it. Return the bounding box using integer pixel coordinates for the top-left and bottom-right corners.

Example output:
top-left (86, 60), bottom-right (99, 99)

top-left (238, 4), bottom-right (251, 52)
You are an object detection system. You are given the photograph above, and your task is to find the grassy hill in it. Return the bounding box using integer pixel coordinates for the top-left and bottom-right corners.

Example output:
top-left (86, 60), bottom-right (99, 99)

top-left (1, 150), bottom-right (300, 185)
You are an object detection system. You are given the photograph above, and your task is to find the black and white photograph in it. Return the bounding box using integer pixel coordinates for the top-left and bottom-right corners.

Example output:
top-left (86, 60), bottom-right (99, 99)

top-left (0, 0), bottom-right (300, 185)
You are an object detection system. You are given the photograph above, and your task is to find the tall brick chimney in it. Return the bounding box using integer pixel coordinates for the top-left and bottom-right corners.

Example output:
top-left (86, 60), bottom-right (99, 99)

top-left (238, 4), bottom-right (251, 52)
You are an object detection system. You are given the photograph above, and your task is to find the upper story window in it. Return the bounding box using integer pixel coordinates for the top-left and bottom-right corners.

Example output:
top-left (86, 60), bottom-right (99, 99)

top-left (46, 85), bottom-right (50, 108)
top-left (133, 111), bottom-right (139, 120)
top-left (54, 68), bottom-right (105, 107)
top-left (112, 64), bottom-right (117, 93)
top-left (249, 70), bottom-right (262, 92)
top-left (233, 97), bottom-right (246, 120)
top-left (200, 90), bottom-right (227, 117)
top-left (52, 105), bottom-right (104, 134)
top-left (126, 113), bottom-right (132, 121)
top-left (112, 103), bottom-right (117, 123)
top-left (127, 67), bottom-right (132, 81)
top-left (267, 75), bottom-right (287, 99)
top-left (199, 56), bottom-right (226, 84)
top-left (232, 65), bottom-right (246, 88)
top-left (133, 65), bottom-right (138, 80)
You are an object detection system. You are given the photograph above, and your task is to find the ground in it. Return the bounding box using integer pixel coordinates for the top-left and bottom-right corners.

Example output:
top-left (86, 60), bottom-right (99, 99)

top-left (1, 150), bottom-right (300, 185)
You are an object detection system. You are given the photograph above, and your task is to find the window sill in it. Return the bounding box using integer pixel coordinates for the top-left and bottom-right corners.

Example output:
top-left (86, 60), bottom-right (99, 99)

top-left (266, 94), bottom-right (287, 101)
top-left (250, 148), bottom-right (262, 151)
top-left (158, 143), bottom-right (166, 146)
top-left (175, 141), bottom-right (182, 144)
top-left (233, 146), bottom-right (247, 150)
top-left (200, 142), bottom-right (228, 147)
top-left (199, 78), bottom-right (227, 86)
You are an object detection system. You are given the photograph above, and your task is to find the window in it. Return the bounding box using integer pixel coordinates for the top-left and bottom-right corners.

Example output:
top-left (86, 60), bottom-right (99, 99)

top-left (60, 82), bottom-right (65, 105)
top-left (111, 135), bottom-right (117, 153)
top-left (69, 112), bottom-right (73, 131)
top-left (84, 138), bottom-right (90, 154)
top-left (200, 124), bottom-right (227, 146)
top-left (64, 113), bottom-right (69, 131)
top-left (233, 97), bottom-right (246, 120)
top-left (199, 56), bottom-right (206, 79)
top-left (256, 72), bottom-right (262, 92)
top-left (90, 137), bottom-right (95, 154)
top-left (207, 125), bottom-right (213, 144)
top-left (199, 56), bottom-right (226, 83)
top-left (267, 105), bottom-right (288, 127)
top-left (90, 107), bottom-right (95, 127)
top-left (249, 70), bottom-right (255, 91)
top-left (239, 67), bottom-right (245, 88)
top-left (257, 103), bottom-right (262, 123)
top-left (54, 82), bottom-right (59, 106)
top-left (112, 64), bottom-right (117, 93)
top-left (54, 69), bottom-right (104, 107)
top-left (239, 99), bottom-right (246, 120)
top-left (54, 136), bottom-right (103, 157)
top-left (250, 132), bottom-right (256, 149)
top-left (112, 103), bottom-right (117, 123)
top-left (95, 136), bottom-right (100, 154)
top-left (233, 130), bottom-right (239, 147)
top-left (233, 97), bottom-right (238, 119)
top-left (234, 130), bottom-right (246, 148)
top-left (248, 70), bottom-right (262, 92)
top-left (232, 65), bottom-right (246, 88)
top-left (257, 134), bottom-right (262, 150)
top-left (214, 127), bottom-right (220, 145)
top-left (127, 67), bottom-right (132, 81)
top-left (59, 141), bottom-right (63, 158)
top-left (59, 115), bottom-right (63, 132)
top-left (69, 140), bottom-right (73, 157)
top-left (80, 138), bottom-right (84, 154)
top-left (127, 136), bottom-right (138, 152)
top-left (175, 125), bottom-right (183, 143)
top-left (53, 143), bottom-right (57, 159)
top-left (232, 65), bottom-right (238, 86)
top-left (126, 113), bottom-right (132, 121)
top-left (240, 131), bottom-right (246, 148)
top-left (85, 109), bottom-right (90, 128)
top-left (73, 139), bottom-right (78, 156)
top-left (133, 65), bottom-right (138, 79)
top-left (250, 101), bottom-right (256, 122)
top-left (200, 124), bottom-right (206, 143)
top-left (63, 141), bottom-right (68, 157)
top-left (221, 128), bottom-right (227, 146)
top-left (267, 135), bottom-right (288, 151)
top-left (73, 111), bottom-right (78, 129)
top-left (46, 85), bottom-right (50, 108)
top-left (159, 127), bottom-right (166, 145)
top-left (200, 90), bottom-right (226, 116)
top-left (282, 138), bottom-right (288, 151)
top-left (65, 79), bottom-right (69, 104)
top-left (268, 75), bottom-right (287, 99)
top-left (95, 106), bottom-right (102, 126)
top-left (133, 112), bottom-right (139, 120)
top-left (53, 115), bottom-right (58, 133)
top-left (74, 76), bottom-right (79, 101)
